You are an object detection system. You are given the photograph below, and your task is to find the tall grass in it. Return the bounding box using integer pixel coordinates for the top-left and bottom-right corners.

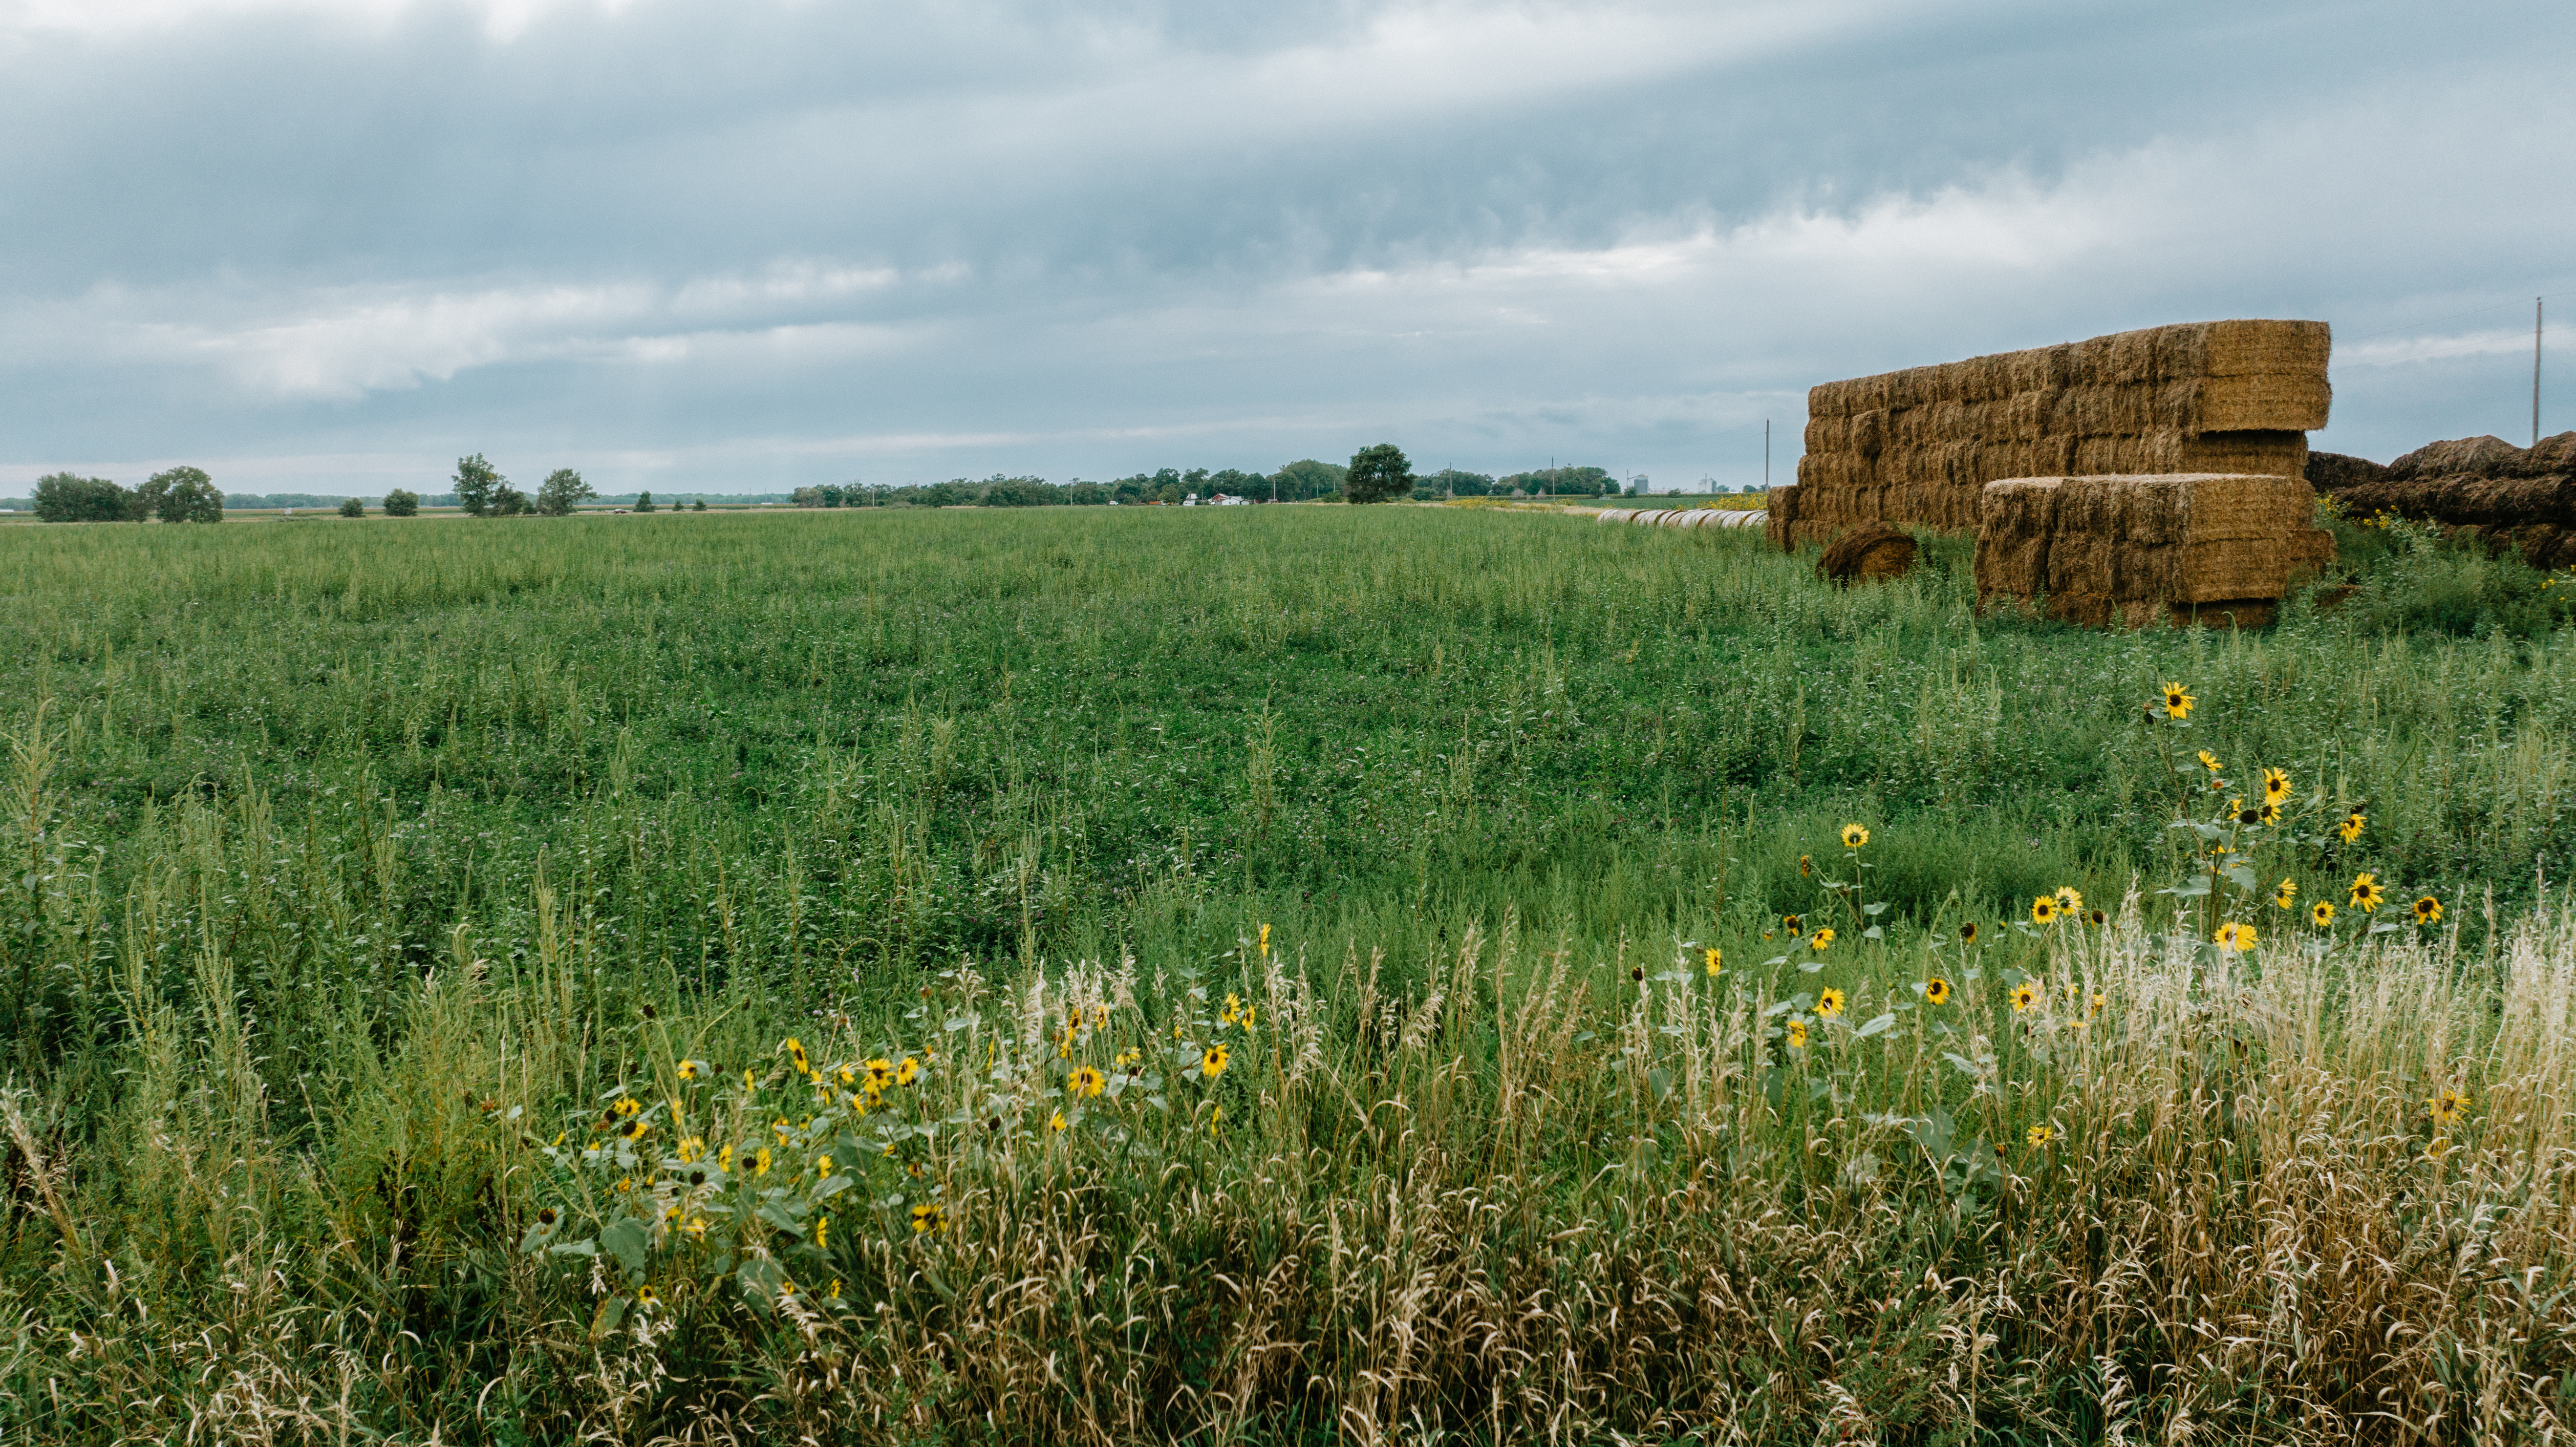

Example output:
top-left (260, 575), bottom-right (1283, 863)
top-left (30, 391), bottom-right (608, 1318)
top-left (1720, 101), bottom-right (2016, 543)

top-left (0, 508), bottom-right (2572, 1440)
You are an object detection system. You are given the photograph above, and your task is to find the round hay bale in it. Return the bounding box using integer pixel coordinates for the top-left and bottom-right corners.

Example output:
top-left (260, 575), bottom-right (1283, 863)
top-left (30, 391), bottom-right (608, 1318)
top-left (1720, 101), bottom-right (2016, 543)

top-left (1815, 521), bottom-right (1918, 584)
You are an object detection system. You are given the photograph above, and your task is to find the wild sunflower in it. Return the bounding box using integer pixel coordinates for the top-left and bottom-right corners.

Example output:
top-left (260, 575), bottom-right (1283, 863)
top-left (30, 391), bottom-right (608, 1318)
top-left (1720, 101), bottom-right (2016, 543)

top-left (1924, 977), bottom-right (1952, 1005)
top-left (910, 1202), bottom-right (947, 1234)
top-left (2215, 920), bottom-right (2257, 953)
top-left (2258, 801), bottom-right (2282, 826)
top-left (2350, 872), bottom-right (2385, 912)
top-left (533, 1205), bottom-right (560, 1233)
top-left (2310, 899), bottom-right (2334, 928)
top-left (835, 1063), bottom-right (858, 1087)
top-left (864, 1058), bottom-right (896, 1091)
top-left (619, 1118), bottom-right (651, 1143)
top-left (676, 1136), bottom-right (705, 1163)
top-left (1785, 1019), bottom-right (1808, 1049)
top-left (1259, 923), bottom-right (1271, 958)
top-left (753, 1146), bottom-right (772, 1177)
top-left (612, 1096), bottom-right (642, 1118)
top-left (2011, 981), bottom-right (2039, 1012)
top-left (2413, 894), bottom-right (2443, 925)
top-left (1810, 928), bottom-right (1835, 952)
top-left (2054, 885), bottom-right (2083, 915)
top-left (2262, 767), bottom-right (2291, 803)
top-left (2339, 809), bottom-right (2366, 843)
top-left (1048, 1109), bottom-right (1067, 1133)
top-left (676, 1059), bottom-right (702, 1080)
top-left (1069, 1064), bottom-right (1107, 1099)
top-left (1817, 987), bottom-right (1846, 1019)
top-left (1782, 913), bottom-right (1803, 938)
top-left (2159, 682), bottom-right (2194, 719)
top-left (816, 1153), bottom-right (834, 1179)
top-left (2429, 1085), bottom-right (2471, 1127)
top-left (1703, 946), bottom-right (1722, 977)
top-left (2086, 909), bottom-right (2107, 927)
top-left (742, 1067), bottom-right (759, 1092)
top-left (2025, 1125), bottom-right (2054, 1148)
top-left (635, 1285), bottom-right (659, 1308)
top-left (1202, 1044), bottom-right (1231, 1079)
top-left (2233, 799), bottom-right (2262, 826)
top-left (1841, 823), bottom-right (1869, 849)
top-left (1220, 993), bottom-right (1243, 1026)
top-left (1798, 854), bottom-right (1814, 878)
top-left (784, 1038), bottom-right (811, 1077)
top-left (2197, 749), bottom-right (2221, 773)
top-left (896, 1057), bottom-right (921, 1086)
top-left (2089, 992), bottom-right (2104, 1014)
top-left (1958, 920), bottom-right (1979, 944)
top-left (2273, 878), bottom-right (2297, 910)
top-left (814, 1214), bottom-right (829, 1250)
top-left (2030, 896), bottom-right (2058, 925)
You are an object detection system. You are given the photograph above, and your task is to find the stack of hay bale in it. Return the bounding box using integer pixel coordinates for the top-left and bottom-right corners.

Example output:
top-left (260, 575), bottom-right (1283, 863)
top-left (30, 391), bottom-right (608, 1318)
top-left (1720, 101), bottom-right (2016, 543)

top-left (2311, 432), bottom-right (2576, 571)
top-left (1775, 319), bottom-right (2340, 627)
top-left (1973, 473), bottom-right (2322, 627)
top-left (1774, 319), bottom-right (2331, 549)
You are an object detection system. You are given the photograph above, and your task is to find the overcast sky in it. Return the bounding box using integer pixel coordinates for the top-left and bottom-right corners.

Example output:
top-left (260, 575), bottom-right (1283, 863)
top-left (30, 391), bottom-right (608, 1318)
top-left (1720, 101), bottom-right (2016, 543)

top-left (3, 0), bottom-right (2571, 496)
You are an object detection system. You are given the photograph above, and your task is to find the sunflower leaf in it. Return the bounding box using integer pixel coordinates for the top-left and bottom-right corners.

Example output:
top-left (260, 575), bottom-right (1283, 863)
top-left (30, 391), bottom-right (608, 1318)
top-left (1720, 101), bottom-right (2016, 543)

top-left (1852, 1012), bottom-right (1896, 1040)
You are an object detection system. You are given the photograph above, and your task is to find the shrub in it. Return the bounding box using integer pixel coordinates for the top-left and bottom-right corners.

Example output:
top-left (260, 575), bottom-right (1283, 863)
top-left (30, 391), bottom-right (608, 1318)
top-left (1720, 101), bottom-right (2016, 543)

top-left (382, 488), bottom-right (420, 517)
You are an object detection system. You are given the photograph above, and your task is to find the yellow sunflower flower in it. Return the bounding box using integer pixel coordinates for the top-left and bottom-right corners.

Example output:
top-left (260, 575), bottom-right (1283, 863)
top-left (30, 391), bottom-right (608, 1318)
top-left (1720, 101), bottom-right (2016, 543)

top-left (2031, 896), bottom-right (2057, 925)
top-left (1069, 1064), bottom-right (1107, 1099)
top-left (2413, 894), bottom-right (2443, 925)
top-left (1703, 946), bottom-right (1722, 977)
top-left (909, 1202), bottom-right (947, 1234)
top-left (2197, 749), bottom-right (2221, 773)
top-left (2339, 809), bottom-right (2365, 843)
top-left (2428, 1085), bottom-right (2470, 1128)
top-left (2215, 920), bottom-right (2256, 952)
top-left (2350, 873), bottom-right (2385, 912)
top-left (1840, 823), bottom-right (1869, 849)
top-left (1816, 987), bottom-right (1846, 1019)
top-left (2025, 1125), bottom-right (2053, 1148)
top-left (1201, 1044), bottom-right (1230, 1079)
top-left (2011, 981), bottom-right (2039, 1012)
top-left (1784, 1019), bottom-right (1808, 1049)
top-left (2262, 767), bottom-right (2290, 803)
top-left (1923, 977), bottom-right (1951, 1006)
top-left (1810, 928), bottom-right (1835, 952)
top-left (2054, 885), bottom-right (2082, 915)
top-left (2273, 878), bottom-right (2297, 910)
top-left (2310, 899), bottom-right (2334, 928)
top-left (2158, 682), bottom-right (2194, 719)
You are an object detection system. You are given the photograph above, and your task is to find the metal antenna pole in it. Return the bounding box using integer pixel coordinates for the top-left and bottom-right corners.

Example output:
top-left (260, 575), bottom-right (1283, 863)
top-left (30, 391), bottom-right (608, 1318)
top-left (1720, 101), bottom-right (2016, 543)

top-left (1763, 420), bottom-right (1770, 489)
top-left (2537, 297), bottom-right (2545, 448)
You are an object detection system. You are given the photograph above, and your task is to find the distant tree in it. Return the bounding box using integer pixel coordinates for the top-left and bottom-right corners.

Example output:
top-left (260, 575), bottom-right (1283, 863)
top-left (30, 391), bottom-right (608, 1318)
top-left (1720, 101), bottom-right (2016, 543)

top-left (1422, 468), bottom-right (1494, 497)
top-left (31, 472), bottom-right (133, 522)
top-left (1155, 482), bottom-right (1183, 505)
top-left (981, 476), bottom-right (1056, 507)
top-left (1342, 444), bottom-right (1413, 504)
top-left (491, 482), bottom-right (530, 515)
top-left (1268, 459), bottom-right (1348, 502)
top-left (141, 466), bottom-right (223, 523)
top-left (339, 497), bottom-right (365, 517)
top-left (453, 454), bottom-right (504, 516)
top-left (383, 489), bottom-right (420, 517)
top-left (635, 490), bottom-right (657, 513)
top-left (790, 487), bottom-right (823, 508)
top-left (692, 498), bottom-right (707, 512)
top-left (535, 468), bottom-right (595, 516)
top-left (1205, 468), bottom-right (1264, 499)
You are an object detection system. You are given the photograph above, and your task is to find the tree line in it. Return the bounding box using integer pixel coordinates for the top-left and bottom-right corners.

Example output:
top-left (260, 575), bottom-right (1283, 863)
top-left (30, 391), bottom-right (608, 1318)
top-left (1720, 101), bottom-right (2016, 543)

top-left (789, 452), bottom-right (1617, 509)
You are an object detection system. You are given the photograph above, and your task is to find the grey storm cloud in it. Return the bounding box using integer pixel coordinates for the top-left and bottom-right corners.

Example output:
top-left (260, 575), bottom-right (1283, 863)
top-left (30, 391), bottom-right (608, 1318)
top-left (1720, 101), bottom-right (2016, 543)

top-left (1, 0), bottom-right (2572, 495)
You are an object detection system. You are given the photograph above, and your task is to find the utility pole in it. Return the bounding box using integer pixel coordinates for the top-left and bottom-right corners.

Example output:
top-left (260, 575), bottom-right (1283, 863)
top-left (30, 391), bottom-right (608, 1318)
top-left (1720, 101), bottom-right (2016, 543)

top-left (1763, 420), bottom-right (1770, 490)
top-left (2537, 297), bottom-right (2545, 448)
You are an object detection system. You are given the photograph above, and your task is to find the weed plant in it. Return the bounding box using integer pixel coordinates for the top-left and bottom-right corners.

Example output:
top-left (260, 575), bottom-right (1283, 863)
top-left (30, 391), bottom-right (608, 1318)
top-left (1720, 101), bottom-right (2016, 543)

top-left (0, 509), bottom-right (2572, 1441)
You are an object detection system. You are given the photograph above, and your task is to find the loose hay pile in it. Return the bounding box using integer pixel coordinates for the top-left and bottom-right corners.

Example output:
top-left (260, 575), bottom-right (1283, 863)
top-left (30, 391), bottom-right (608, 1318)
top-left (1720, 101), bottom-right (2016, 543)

top-left (2316, 431), bottom-right (2576, 570)
top-left (1775, 319), bottom-right (2331, 551)
top-left (1975, 473), bottom-right (2328, 628)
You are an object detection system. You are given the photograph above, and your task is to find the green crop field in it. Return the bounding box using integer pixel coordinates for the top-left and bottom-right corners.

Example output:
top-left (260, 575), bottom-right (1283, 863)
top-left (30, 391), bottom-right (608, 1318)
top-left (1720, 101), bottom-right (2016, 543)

top-left (1, 506), bottom-right (2573, 1443)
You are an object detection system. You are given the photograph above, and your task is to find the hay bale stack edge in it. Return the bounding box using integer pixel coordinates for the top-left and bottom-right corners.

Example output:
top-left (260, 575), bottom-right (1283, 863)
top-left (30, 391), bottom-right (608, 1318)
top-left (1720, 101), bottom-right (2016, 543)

top-left (1975, 473), bottom-right (2326, 629)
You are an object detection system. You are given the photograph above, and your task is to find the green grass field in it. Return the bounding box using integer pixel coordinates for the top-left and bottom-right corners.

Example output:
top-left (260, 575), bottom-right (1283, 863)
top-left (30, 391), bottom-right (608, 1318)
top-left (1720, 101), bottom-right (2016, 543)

top-left (1, 506), bottom-right (2573, 1442)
